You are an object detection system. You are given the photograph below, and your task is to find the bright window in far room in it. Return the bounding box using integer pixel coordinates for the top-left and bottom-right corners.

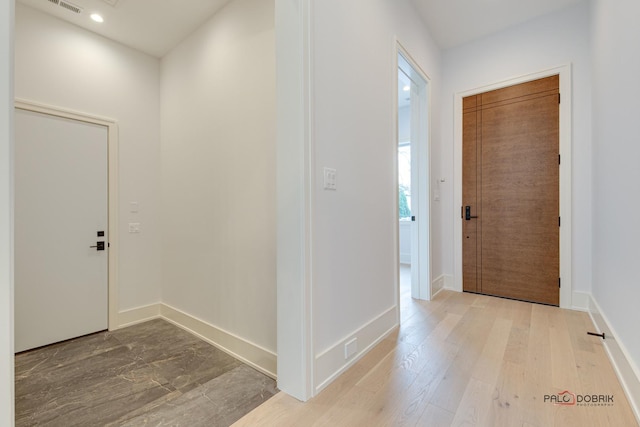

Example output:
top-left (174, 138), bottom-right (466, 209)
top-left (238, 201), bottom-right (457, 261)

top-left (398, 143), bottom-right (411, 219)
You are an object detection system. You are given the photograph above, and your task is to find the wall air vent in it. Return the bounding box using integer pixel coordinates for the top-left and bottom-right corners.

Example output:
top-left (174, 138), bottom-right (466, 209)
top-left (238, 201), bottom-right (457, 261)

top-left (47, 0), bottom-right (60, 5)
top-left (59, 0), bottom-right (83, 14)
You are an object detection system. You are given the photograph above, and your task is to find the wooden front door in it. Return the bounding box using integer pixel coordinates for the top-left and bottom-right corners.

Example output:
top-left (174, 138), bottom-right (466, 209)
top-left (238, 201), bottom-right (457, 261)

top-left (462, 75), bottom-right (560, 306)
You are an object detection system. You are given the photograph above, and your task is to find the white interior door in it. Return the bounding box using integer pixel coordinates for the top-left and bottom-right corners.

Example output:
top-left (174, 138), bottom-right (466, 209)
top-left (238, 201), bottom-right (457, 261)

top-left (398, 50), bottom-right (430, 301)
top-left (15, 108), bottom-right (108, 353)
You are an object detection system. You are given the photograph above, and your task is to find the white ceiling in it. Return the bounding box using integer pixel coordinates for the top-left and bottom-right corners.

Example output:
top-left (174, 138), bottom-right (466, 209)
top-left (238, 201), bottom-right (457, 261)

top-left (17, 0), bottom-right (232, 58)
top-left (411, 0), bottom-right (586, 49)
top-left (18, 0), bottom-right (587, 58)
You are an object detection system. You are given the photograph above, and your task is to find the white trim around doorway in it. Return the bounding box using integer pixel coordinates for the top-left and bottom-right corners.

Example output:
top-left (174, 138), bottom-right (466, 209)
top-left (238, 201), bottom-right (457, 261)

top-left (395, 40), bottom-right (433, 304)
top-left (14, 98), bottom-right (120, 329)
top-left (452, 64), bottom-right (573, 309)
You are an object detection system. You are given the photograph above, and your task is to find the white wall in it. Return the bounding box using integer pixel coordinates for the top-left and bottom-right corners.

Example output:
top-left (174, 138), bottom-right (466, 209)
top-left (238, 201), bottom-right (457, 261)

top-left (160, 0), bottom-right (276, 362)
top-left (14, 4), bottom-right (162, 312)
top-left (440, 3), bottom-right (593, 293)
top-left (310, 0), bottom-right (441, 391)
top-left (590, 0), bottom-right (640, 393)
top-left (0, 0), bottom-right (14, 424)
top-left (274, 0), bottom-right (312, 399)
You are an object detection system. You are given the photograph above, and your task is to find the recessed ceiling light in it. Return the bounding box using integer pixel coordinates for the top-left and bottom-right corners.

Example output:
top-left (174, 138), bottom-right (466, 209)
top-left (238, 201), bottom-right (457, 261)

top-left (403, 85), bottom-right (410, 92)
top-left (90, 13), bottom-right (104, 23)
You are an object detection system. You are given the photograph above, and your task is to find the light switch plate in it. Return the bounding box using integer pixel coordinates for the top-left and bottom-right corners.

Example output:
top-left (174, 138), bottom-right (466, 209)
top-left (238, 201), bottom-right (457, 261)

top-left (323, 167), bottom-right (337, 190)
top-left (130, 202), bottom-right (139, 213)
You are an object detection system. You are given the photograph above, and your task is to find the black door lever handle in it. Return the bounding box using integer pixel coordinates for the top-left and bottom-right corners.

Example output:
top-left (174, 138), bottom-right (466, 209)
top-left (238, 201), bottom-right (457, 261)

top-left (90, 241), bottom-right (106, 251)
top-left (465, 206), bottom-right (478, 221)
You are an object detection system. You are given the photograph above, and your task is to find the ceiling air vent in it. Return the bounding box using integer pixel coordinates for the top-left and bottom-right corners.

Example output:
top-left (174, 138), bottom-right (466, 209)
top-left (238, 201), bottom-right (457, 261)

top-left (59, 0), bottom-right (83, 14)
top-left (46, 0), bottom-right (83, 14)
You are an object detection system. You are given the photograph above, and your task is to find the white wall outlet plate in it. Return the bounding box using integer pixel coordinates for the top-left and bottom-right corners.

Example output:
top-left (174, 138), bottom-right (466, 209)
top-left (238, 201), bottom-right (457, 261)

top-left (344, 337), bottom-right (358, 359)
top-left (324, 167), bottom-right (337, 190)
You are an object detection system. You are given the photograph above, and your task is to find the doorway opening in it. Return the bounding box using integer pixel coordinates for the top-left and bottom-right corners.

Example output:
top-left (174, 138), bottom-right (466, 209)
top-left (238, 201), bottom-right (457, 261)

top-left (397, 46), bottom-right (430, 309)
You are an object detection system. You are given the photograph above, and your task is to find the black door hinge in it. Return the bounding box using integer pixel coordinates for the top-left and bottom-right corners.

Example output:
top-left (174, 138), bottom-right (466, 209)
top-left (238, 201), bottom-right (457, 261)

top-left (559, 217), bottom-right (561, 227)
top-left (559, 93), bottom-right (561, 104)
top-left (559, 154), bottom-right (561, 165)
top-left (559, 278), bottom-right (561, 288)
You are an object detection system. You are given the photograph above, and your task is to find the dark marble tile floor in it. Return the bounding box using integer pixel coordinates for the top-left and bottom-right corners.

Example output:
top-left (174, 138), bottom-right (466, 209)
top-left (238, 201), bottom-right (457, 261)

top-left (15, 318), bottom-right (277, 426)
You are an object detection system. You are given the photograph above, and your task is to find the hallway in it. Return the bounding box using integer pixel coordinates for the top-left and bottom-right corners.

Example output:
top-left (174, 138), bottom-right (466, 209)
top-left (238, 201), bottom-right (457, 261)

top-left (234, 288), bottom-right (637, 426)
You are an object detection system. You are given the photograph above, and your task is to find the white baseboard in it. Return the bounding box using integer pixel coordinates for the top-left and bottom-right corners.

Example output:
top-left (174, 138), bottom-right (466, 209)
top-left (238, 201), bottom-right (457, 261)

top-left (116, 303), bottom-right (277, 379)
top-left (314, 306), bottom-right (398, 395)
top-left (431, 275), bottom-right (445, 298)
top-left (116, 303), bottom-right (162, 328)
top-left (431, 274), bottom-right (455, 299)
top-left (571, 290), bottom-right (590, 312)
top-left (443, 274), bottom-right (455, 290)
top-left (160, 304), bottom-right (276, 379)
top-left (587, 295), bottom-right (640, 424)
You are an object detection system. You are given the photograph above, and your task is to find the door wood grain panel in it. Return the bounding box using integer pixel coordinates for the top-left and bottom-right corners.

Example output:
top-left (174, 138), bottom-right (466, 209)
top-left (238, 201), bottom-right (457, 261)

top-left (462, 96), bottom-right (479, 293)
top-left (462, 75), bottom-right (559, 306)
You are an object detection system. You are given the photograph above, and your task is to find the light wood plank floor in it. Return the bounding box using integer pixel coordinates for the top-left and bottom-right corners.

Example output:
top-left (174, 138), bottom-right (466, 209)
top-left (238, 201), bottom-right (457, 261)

top-left (233, 267), bottom-right (638, 427)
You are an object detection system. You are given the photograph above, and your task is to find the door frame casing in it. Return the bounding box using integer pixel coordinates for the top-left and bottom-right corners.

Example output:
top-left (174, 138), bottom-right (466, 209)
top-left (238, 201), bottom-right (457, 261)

top-left (15, 98), bottom-right (119, 329)
top-left (453, 64), bottom-right (572, 309)
top-left (395, 41), bottom-right (432, 303)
